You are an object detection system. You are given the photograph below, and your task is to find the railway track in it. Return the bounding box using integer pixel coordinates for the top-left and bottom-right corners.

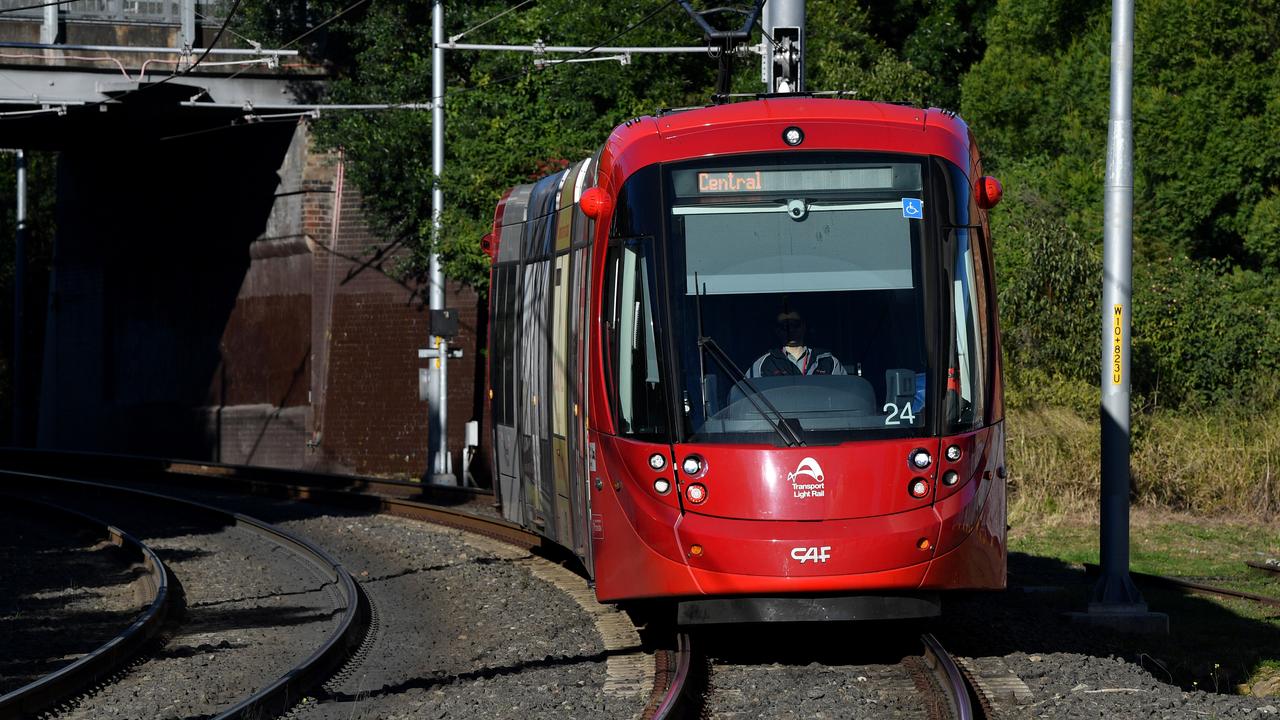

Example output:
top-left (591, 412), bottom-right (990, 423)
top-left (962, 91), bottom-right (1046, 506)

top-left (0, 470), bottom-right (370, 720)
top-left (0, 495), bottom-right (171, 720)
top-left (687, 622), bottom-right (982, 719)
top-left (1083, 562), bottom-right (1280, 609)
top-left (0, 451), bottom-right (692, 719)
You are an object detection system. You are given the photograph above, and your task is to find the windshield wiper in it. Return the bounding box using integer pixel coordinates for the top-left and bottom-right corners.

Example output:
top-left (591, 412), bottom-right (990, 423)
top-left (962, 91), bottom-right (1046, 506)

top-left (697, 334), bottom-right (805, 448)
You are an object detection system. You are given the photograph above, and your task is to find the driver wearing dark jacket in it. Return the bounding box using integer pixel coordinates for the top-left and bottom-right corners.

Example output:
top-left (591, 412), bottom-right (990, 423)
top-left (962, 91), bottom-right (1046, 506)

top-left (748, 311), bottom-right (848, 378)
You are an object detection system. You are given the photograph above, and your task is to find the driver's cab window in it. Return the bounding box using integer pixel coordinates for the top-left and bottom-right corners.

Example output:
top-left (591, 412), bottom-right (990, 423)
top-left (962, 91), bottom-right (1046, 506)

top-left (945, 224), bottom-right (989, 431)
top-left (605, 237), bottom-right (667, 437)
top-left (666, 158), bottom-right (932, 442)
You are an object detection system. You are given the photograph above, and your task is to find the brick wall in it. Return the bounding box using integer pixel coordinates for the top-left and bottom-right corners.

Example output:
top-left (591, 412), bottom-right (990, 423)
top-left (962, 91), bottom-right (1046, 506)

top-left (305, 150), bottom-right (431, 477)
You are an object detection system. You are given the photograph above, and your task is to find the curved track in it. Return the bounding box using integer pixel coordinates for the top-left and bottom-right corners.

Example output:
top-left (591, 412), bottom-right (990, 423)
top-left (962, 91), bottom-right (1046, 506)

top-left (0, 495), bottom-right (171, 720)
top-left (1, 452), bottom-right (990, 720)
top-left (920, 633), bottom-right (977, 720)
top-left (0, 470), bottom-right (371, 719)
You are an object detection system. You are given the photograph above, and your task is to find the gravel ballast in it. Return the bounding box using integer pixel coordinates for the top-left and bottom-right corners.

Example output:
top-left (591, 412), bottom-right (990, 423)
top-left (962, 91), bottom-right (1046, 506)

top-left (116, 484), bottom-right (646, 720)
top-left (16, 473), bottom-right (1279, 719)
top-left (0, 505), bottom-right (146, 694)
top-left (10, 486), bottom-right (345, 720)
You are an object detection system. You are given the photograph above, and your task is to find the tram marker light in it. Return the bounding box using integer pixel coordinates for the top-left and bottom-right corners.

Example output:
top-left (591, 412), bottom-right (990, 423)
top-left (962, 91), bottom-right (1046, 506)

top-left (909, 478), bottom-right (930, 498)
top-left (942, 470), bottom-right (959, 486)
top-left (653, 478), bottom-right (671, 494)
top-left (689, 544), bottom-right (704, 557)
top-left (579, 187), bottom-right (614, 219)
top-left (782, 126), bottom-right (805, 146)
top-left (977, 176), bottom-right (1003, 209)
top-left (686, 483), bottom-right (708, 504)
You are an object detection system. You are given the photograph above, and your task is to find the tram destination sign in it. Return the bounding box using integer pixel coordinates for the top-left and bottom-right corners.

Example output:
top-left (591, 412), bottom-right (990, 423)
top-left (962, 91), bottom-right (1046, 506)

top-left (675, 165), bottom-right (916, 197)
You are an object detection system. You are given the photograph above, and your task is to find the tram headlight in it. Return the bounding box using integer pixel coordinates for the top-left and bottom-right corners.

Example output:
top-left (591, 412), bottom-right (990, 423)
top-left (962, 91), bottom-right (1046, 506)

top-left (942, 470), bottom-right (959, 486)
top-left (648, 453), bottom-right (667, 471)
top-left (909, 478), bottom-right (930, 498)
top-left (945, 445), bottom-right (962, 462)
top-left (681, 455), bottom-right (705, 477)
top-left (653, 478), bottom-right (671, 495)
top-left (909, 448), bottom-right (932, 470)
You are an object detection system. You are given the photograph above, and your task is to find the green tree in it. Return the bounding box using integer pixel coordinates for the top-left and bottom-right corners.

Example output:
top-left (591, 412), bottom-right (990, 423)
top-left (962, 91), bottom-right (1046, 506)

top-left (963, 0), bottom-right (1280, 269)
top-left (233, 0), bottom-right (990, 291)
top-left (963, 0), bottom-right (1280, 406)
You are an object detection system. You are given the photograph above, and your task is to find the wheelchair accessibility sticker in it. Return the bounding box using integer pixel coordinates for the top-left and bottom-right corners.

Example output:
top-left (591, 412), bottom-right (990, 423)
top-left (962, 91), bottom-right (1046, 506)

top-left (901, 198), bottom-right (924, 219)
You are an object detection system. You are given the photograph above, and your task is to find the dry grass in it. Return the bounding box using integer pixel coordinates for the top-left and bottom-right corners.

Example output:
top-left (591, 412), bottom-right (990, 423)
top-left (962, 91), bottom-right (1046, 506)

top-left (1006, 405), bottom-right (1280, 522)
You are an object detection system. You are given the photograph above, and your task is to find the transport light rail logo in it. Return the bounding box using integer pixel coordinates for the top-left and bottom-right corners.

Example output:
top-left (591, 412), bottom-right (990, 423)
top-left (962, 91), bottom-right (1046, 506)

top-left (788, 457), bottom-right (825, 500)
top-left (790, 546), bottom-right (832, 563)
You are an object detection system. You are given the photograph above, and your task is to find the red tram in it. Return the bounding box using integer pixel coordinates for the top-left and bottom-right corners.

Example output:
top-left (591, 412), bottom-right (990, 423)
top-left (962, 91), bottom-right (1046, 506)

top-left (484, 97), bottom-right (1006, 623)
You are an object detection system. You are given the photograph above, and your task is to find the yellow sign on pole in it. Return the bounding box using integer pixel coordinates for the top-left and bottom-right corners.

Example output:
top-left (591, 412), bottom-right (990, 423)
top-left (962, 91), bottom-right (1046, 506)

top-left (1111, 304), bottom-right (1124, 385)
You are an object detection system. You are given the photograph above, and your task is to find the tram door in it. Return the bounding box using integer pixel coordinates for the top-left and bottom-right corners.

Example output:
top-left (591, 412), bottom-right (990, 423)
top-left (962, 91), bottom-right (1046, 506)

top-left (566, 158), bottom-right (595, 565)
top-left (494, 185), bottom-right (531, 526)
top-left (519, 175), bottom-right (561, 532)
top-left (549, 169), bottom-right (578, 550)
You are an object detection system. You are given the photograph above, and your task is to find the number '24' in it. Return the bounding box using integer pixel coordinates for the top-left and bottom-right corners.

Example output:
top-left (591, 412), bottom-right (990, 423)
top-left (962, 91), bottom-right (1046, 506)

top-left (883, 402), bottom-right (916, 425)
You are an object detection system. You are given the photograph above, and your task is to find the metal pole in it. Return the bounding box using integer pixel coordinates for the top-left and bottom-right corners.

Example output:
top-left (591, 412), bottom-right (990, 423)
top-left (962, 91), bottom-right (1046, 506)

top-left (180, 0), bottom-right (196, 51)
top-left (428, 0), bottom-right (454, 484)
top-left (40, 3), bottom-right (58, 44)
top-left (763, 0), bottom-right (805, 93)
top-left (1093, 0), bottom-right (1144, 609)
top-left (13, 150), bottom-right (27, 446)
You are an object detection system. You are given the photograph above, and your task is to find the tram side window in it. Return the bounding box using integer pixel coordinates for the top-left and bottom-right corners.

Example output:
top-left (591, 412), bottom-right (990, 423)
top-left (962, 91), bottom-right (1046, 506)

top-left (946, 226), bottom-right (988, 431)
top-left (494, 264), bottom-right (518, 425)
top-left (604, 238), bottom-right (669, 439)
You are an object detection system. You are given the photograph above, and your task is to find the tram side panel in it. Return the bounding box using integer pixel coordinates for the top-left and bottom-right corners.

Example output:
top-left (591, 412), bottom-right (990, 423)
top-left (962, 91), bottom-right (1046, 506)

top-left (520, 174), bottom-right (557, 535)
top-left (494, 185), bottom-right (532, 527)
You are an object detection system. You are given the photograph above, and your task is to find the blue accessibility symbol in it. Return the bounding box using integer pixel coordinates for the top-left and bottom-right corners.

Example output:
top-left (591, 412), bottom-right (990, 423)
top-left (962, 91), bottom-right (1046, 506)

top-left (902, 198), bottom-right (924, 219)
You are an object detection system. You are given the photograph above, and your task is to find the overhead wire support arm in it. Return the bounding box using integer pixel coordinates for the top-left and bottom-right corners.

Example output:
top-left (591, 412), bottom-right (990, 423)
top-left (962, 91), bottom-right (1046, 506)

top-left (675, 0), bottom-right (764, 44)
top-left (674, 0), bottom-right (767, 101)
top-left (438, 42), bottom-right (710, 54)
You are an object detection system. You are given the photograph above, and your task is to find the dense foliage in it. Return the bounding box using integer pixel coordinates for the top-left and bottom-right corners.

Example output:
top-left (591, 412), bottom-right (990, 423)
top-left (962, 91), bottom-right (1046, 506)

top-left (965, 0), bottom-right (1280, 407)
top-left (233, 0), bottom-right (1280, 408)
top-left (4, 0), bottom-right (1278, 416)
top-left (231, 0), bottom-right (991, 287)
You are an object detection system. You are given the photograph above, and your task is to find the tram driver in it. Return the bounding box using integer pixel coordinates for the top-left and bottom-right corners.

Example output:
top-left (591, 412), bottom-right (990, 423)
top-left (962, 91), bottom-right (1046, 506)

top-left (747, 311), bottom-right (848, 378)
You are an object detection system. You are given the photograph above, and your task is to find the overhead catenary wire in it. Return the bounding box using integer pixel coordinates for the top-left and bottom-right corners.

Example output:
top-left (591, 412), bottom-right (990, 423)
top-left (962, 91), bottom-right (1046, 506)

top-left (449, 0), bottom-right (536, 43)
top-left (193, 7), bottom-right (263, 50)
top-left (435, 0), bottom-right (684, 103)
top-left (158, 0), bottom-right (685, 140)
top-left (220, 0), bottom-right (371, 84)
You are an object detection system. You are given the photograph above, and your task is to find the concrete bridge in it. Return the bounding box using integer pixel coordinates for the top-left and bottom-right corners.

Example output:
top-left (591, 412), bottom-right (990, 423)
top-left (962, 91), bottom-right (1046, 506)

top-left (2, 2), bottom-right (484, 480)
top-left (1, 0), bottom-right (322, 146)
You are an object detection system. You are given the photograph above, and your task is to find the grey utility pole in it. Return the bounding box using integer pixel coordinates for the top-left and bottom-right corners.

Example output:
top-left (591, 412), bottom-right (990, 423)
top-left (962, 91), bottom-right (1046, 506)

top-left (12, 150), bottom-right (26, 446)
top-left (762, 0), bottom-right (804, 92)
top-left (1083, 0), bottom-right (1165, 633)
top-left (425, 0), bottom-right (455, 484)
top-left (1096, 0), bottom-right (1140, 608)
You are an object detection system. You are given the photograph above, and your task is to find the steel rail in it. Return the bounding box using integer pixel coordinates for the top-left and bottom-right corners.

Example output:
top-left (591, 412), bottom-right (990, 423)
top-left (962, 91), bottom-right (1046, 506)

top-left (921, 633), bottom-right (974, 720)
top-left (0, 447), bottom-right (492, 508)
top-left (0, 470), bottom-right (371, 720)
top-left (1246, 560), bottom-right (1280, 577)
top-left (648, 632), bottom-right (694, 719)
top-left (0, 450), bottom-right (673, 718)
top-left (1084, 562), bottom-right (1280, 609)
top-left (0, 494), bottom-right (171, 720)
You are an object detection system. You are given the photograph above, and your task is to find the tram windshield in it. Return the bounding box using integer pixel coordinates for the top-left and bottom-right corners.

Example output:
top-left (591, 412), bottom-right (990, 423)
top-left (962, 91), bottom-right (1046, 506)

top-left (604, 152), bottom-right (989, 445)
